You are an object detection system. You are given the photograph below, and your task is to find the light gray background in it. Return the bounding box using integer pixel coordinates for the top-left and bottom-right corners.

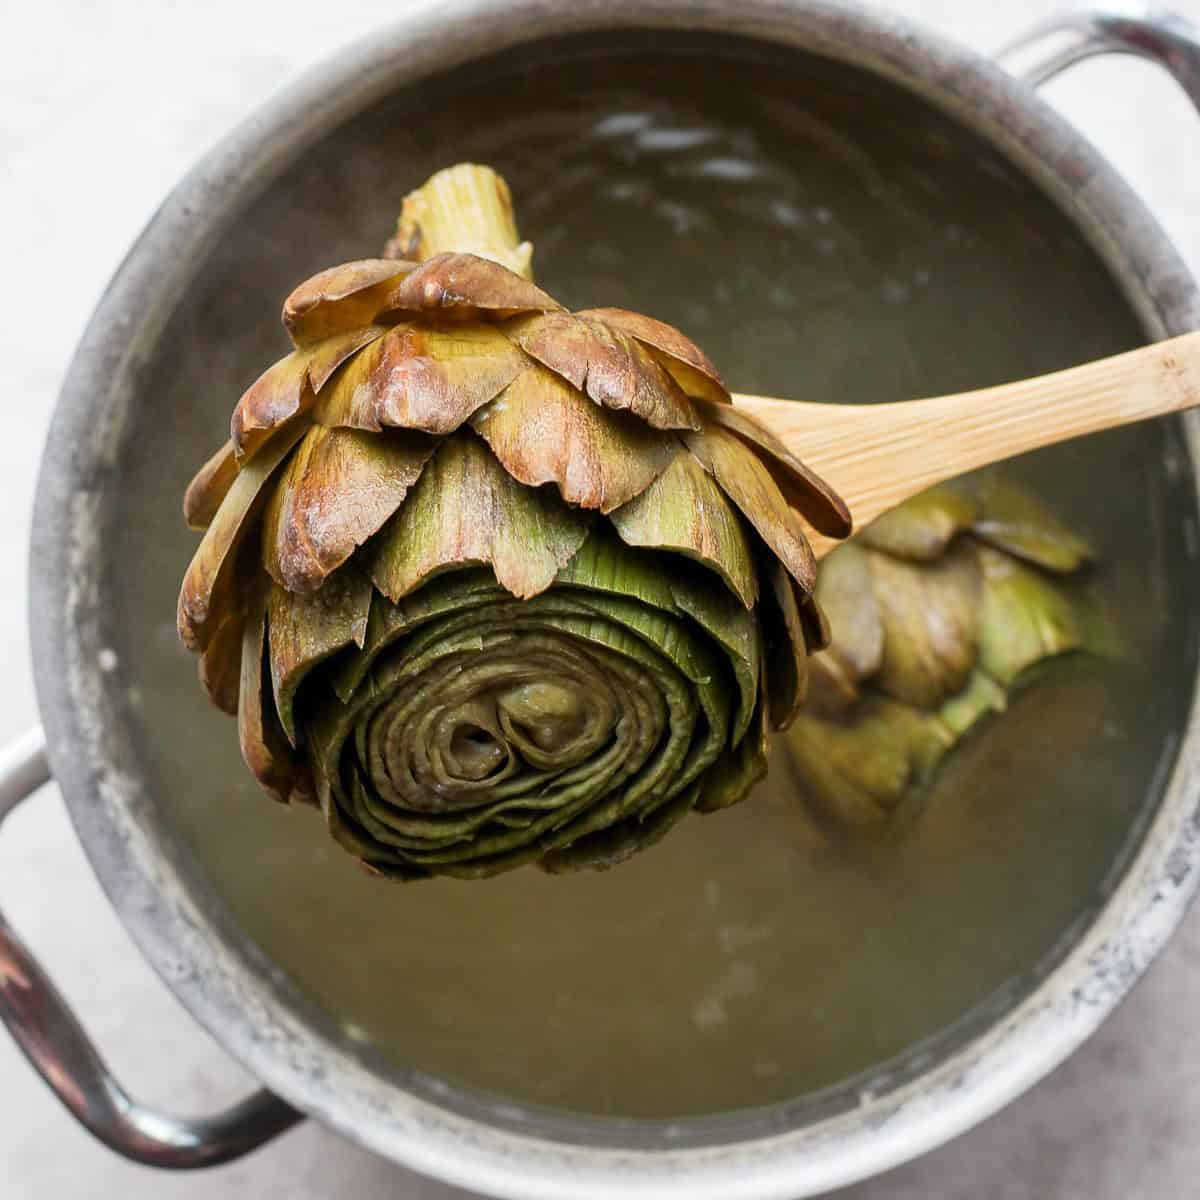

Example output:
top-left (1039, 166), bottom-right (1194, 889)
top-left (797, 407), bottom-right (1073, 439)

top-left (3, 2), bottom-right (1200, 1197)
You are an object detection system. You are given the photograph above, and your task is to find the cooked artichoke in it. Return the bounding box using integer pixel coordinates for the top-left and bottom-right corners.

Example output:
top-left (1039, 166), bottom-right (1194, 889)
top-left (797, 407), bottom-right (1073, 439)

top-left (178, 164), bottom-right (848, 879)
top-left (784, 478), bottom-right (1101, 834)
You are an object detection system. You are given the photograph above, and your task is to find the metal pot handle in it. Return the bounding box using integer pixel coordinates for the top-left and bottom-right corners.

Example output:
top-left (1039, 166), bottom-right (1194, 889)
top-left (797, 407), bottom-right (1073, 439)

top-left (998, 3), bottom-right (1200, 108)
top-left (0, 727), bottom-right (302, 1167)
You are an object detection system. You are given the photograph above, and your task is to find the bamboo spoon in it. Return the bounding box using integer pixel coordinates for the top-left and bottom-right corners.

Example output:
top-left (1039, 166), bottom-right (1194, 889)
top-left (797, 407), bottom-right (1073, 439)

top-left (732, 330), bottom-right (1200, 558)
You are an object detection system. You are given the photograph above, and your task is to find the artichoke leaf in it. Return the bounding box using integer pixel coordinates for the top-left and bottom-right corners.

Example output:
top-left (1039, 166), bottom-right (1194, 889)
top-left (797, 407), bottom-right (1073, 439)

top-left (267, 561), bottom-right (373, 744)
top-left (870, 541), bottom-right (980, 708)
top-left (972, 477), bottom-right (1093, 572)
top-left (283, 259), bottom-right (414, 346)
top-left (370, 432), bottom-right (591, 600)
top-left (694, 399), bottom-right (852, 539)
top-left (184, 440), bottom-right (239, 530)
top-left (576, 307), bottom-right (730, 407)
top-left (239, 592), bottom-right (313, 805)
top-left (683, 425), bottom-right (817, 593)
top-left (609, 449), bottom-right (758, 607)
top-left (178, 419), bottom-right (307, 651)
top-left (387, 252), bottom-right (562, 319)
top-left (976, 545), bottom-right (1085, 685)
top-left (511, 311), bottom-right (700, 431)
top-left (198, 608), bottom-right (244, 715)
top-left (858, 484), bottom-right (977, 561)
top-left (471, 364), bottom-right (677, 512)
top-left (262, 425), bottom-right (436, 593)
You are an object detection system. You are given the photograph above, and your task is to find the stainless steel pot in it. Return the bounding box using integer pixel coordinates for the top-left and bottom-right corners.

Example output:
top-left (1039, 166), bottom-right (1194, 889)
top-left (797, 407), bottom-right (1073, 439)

top-left (3, 3), bottom-right (1200, 1197)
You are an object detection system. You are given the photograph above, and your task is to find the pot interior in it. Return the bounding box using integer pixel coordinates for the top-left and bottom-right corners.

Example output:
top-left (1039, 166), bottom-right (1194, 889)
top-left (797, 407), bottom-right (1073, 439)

top-left (103, 32), bottom-right (1199, 1128)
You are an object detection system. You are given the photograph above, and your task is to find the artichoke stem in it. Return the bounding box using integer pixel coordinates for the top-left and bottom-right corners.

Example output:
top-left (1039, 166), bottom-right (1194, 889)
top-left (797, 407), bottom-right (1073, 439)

top-left (394, 163), bottom-right (534, 279)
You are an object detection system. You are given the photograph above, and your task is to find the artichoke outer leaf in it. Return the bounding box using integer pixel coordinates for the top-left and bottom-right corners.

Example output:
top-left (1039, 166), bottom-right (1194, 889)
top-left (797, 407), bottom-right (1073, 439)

top-left (814, 540), bottom-right (883, 681)
top-left (976, 545), bottom-right (1085, 685)
top-left (683, 425), bottom-right (817, 593)
top-left (198, 608), bottom-right (244, 715)
top-left (540, 782), bottom-right (702, 874)
top-left (695, 399), bottom-right (852, 539)
top-left (315, 322), bottom-right (526, 436)
top-left (239, 594), bottom-right (314, 805)
top-left (471, 364), bottom-right (676, 512)
top-left (759, 557), bottom-right (809, 731)
top-left (370, 432), bottom-right (591, 600)
top-left (870, 542), bottom-right (981, 709)
top-left (971, 477), bottom-right (1093, 572)
top-left (387, 252), bottom-right (562, 319)
top-left (511, 311), bottom-right (700, 431)
top-left (609, 450), bottom-right (758, 608)
top-left (261, 425), bottom-right (435, 593)
top-left (267, 563), bottom-right (373, 744)
top-left (576, 306), bottom-right (731, 407)
top-left (178, 420), bottom-right (307, 652)
top-left (858, 485), bottom-right (977, 561)
top-left (184, 440), bottom-right (239, 530)
top-left (283, 259), bottom-right (414, 346)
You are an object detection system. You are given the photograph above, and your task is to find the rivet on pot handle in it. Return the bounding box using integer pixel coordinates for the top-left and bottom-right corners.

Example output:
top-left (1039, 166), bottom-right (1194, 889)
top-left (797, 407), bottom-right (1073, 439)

top-left (0, 726), bottom-right (303, 1167)
top-left (999, 4), bottom-right (1200, 109)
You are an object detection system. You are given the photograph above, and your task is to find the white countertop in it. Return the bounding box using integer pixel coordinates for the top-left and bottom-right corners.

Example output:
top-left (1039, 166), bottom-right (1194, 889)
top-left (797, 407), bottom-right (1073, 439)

top-left (3, 2), bottom-right (1200, 1196)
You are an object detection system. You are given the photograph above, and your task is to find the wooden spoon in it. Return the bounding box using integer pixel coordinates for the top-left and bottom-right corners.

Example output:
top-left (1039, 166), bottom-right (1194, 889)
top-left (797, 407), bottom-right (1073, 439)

top-left (732, 330), bottom-right (1200, 558)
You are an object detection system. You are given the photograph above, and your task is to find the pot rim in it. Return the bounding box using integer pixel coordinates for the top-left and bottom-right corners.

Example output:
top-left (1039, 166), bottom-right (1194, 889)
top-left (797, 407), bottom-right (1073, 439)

top-left (28, 1), bottom-right (1200, 1197)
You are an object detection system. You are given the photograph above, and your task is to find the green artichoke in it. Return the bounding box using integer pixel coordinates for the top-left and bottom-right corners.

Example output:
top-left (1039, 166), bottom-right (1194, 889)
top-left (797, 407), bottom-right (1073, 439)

top-left (178, 164), bottom-right (848, 879)
top-left (784, 477), bottom-right (1101, 834)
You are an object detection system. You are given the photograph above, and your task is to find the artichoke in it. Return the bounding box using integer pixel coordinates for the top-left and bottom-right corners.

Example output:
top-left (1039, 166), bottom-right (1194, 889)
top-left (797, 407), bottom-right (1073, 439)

top-left (178, 164), bottom-right (849, 879)
top-left (783, 477), bottom-right (1101, 834)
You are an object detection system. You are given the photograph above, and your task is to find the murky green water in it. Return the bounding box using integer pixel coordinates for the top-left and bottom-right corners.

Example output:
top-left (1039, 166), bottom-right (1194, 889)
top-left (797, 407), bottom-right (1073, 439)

top-left (107, 38), bottom-right (1198, 1118)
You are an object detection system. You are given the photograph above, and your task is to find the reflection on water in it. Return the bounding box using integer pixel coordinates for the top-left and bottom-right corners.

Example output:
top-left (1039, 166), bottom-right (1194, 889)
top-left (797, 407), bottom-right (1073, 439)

top-left (107, 40), bottom-right (1197, 1117)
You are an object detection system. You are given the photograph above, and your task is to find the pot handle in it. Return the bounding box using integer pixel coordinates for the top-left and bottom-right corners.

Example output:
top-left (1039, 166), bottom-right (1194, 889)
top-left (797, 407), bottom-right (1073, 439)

top-left (0, 727), bottom-right (302, 1167)
top-left (998, 4), bottom-right (1200, 109)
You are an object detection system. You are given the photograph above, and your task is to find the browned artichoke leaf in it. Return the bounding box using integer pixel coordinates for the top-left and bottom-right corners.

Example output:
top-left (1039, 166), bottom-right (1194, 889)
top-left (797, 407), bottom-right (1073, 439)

top-left (972, 477), bottom-right (1093, 572)
top-left (758, 557), bottom-right (808, 730)
top-left (976, 545), bottom-right (1085, 685)
top-left (609, 449), bottom-right (758, 607)
top-left (184, 440), bottom-right (239, 530)
top-left (870, 541), bottom-right (981, 708)
top-left (511, 311), bottom-right (700, 431)
top-left (198, 608), bottom-right (244, 715)
top-left (683, 425), bottom-right (817, 593)
top-left (858, 484), bottom-right (977, 561)
top-left (239, 594), bottom-right (313, 805)
top-left (261, 425), bottom-right (435, 593)
top-left (229, 349), bottom-right (312, 461)
top-left (231, 328), bottom-right (381, 460)
top-left (471, 364), bottom-right (677, 512)
top-left (375, 323), bottom-right (526, 434)
top-left (267, 563), bottom-right (373, 744)
top-left (578, 307), bottom-right (731, 407)
top-left (370, 432), bottom-right (591, 600)
top-left (313, 322), bottom-right (525, 436)
top-left (306, 325), bottom-right (387, 391)
top-left (283, 259), bottom-right (414, 346)
top-left (695, 399), bottom-right (852, 539)
top-left (178, 421), bottom-right (307, 651)
top-left (387, 252), bottom-right (562, 319)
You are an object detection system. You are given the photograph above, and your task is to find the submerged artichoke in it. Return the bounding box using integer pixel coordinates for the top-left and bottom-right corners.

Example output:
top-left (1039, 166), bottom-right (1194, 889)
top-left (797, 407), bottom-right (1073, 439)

top-left (784, 478), bottom-right (1101, 834)
top-left (178, 164), bottom-right (849, 879)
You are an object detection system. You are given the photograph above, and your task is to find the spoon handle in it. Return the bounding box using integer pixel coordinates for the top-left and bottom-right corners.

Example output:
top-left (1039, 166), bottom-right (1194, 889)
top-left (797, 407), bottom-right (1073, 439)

top-left (732, 329), bottom-right (1200, 556)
